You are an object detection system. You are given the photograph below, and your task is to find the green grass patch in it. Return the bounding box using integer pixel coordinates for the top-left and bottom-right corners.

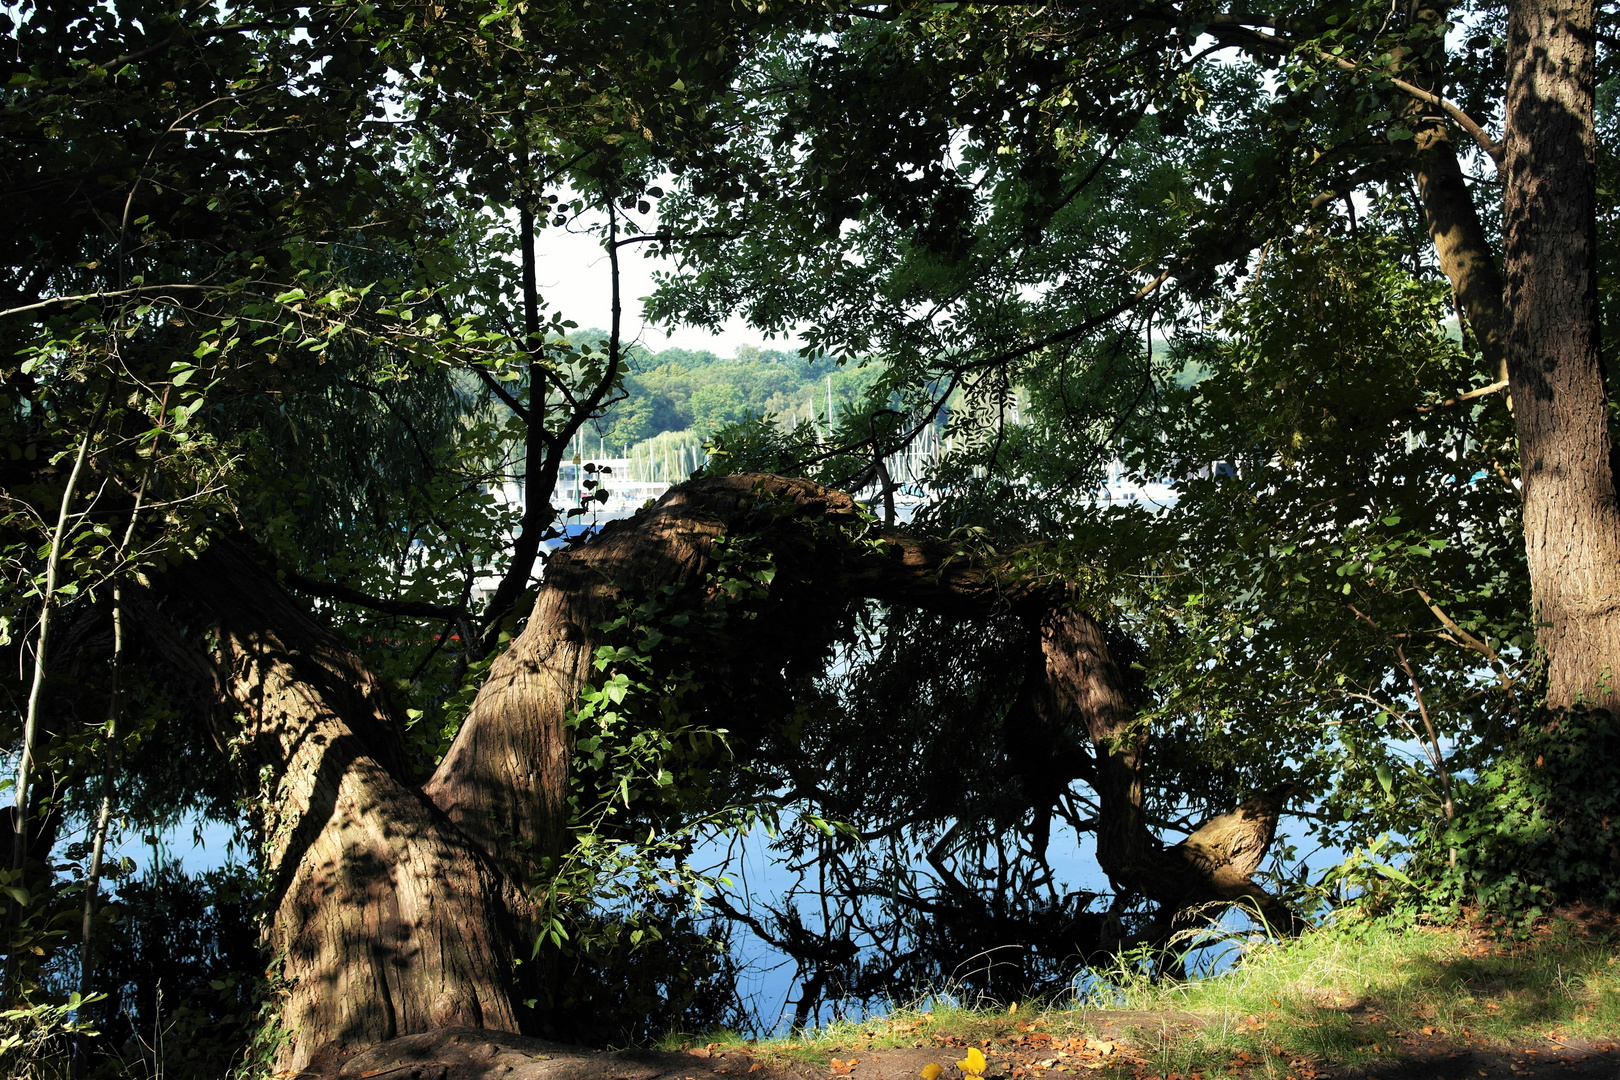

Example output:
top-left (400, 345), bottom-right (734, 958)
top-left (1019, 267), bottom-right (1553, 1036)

top-left (686, 916), bottom-right (1620, 1077)
top-left (1084, 916), bottom-right (1620, 1074)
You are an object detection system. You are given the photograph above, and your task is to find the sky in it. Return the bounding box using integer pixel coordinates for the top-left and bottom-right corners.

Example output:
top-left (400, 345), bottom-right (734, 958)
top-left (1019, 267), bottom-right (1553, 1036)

top-left (532, 213), bottom-right (791, 358)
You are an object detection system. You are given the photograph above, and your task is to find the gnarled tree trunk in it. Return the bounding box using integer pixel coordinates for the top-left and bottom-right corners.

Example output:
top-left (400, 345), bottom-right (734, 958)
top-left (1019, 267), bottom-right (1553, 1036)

top-left (1027, 601), bottom-right (1303, 938)
top-left (157, 544), bottom-right (521, 1072)
top-left (145, 474), bottom-right (1298, 1070)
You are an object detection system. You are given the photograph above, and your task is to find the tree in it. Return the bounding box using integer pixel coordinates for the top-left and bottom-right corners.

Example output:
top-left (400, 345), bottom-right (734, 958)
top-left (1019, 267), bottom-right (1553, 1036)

top-left (4, 0), bottom-right (1616, 1070)
top-left (1500, 0), bottom-right (1615, 714)
top-left (689, 382), bottom-right (748, 436)
top-left (0, 0), bottom-right (765, 1065)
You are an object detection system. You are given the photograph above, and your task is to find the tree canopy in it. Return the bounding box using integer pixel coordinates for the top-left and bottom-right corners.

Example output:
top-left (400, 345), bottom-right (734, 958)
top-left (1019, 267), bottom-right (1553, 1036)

top-left (2, 0), bottom-right (1617, 1074)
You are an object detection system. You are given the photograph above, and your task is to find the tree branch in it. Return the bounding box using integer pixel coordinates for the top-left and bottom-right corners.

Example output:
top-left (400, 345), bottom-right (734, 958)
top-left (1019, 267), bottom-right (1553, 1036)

top-left (281, 570), bottom-right (463, 621)
top-left (1312, 50), bottom-right (1503, 165)
top-left (951, 267), bottom-right (1173, 376)
top-left (1416, 378), bottom-right (1509, 411)
top-left (471, 365), bottom-right (529, 422)
top-left (0, 283), bottom-right (213, 319)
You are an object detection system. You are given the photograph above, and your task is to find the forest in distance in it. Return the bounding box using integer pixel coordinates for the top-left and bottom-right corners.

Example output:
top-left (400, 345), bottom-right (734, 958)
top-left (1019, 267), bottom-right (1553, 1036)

top-left (3, 0), bottom-right (1619, 1076)
top-left (554, 334), bottom-right (890, 484)
top-left (585, 340), bottom-right (884, 447)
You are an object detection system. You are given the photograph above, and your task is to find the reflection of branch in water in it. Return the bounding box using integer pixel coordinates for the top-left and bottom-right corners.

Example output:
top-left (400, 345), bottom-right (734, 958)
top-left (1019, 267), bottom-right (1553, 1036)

top-left (949, 944), bottom-right (1028, 1001)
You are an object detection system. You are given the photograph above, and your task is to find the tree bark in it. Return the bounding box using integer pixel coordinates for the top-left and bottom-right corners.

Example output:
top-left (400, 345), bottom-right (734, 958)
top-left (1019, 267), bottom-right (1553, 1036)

top-left (432, 475), bottom-right (1301, 948)
top-left (425, 474), bottom-right (863, 871)
top-left (1502, 0), bottom-right (1620, 714)
top-left (1027, 601), bottom-right (1304, 937)
top-left (158, 543), bottom-right (521, 1073)
top-left (1414, 124), bottom-right (1510, 386)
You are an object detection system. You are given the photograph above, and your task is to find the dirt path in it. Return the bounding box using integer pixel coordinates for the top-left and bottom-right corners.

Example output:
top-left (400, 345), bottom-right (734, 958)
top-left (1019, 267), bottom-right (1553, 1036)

top-left (300, 1018), bottom-right (1620, 1080)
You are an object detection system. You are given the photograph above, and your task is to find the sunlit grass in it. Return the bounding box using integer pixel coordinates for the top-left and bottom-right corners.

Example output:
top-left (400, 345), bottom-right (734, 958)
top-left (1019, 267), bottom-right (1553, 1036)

top-left (667, 917), bottom-right (1620, 1076)
top-left (1082, 917), bottom-right (1620, 1072)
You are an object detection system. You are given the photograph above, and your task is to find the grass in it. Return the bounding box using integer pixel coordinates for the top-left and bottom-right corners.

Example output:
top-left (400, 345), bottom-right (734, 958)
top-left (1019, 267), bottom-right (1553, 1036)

top-left (1090, 915), bottom-right (1620, 1076)
top-left (664, 915), bottom-right (1620, 1078)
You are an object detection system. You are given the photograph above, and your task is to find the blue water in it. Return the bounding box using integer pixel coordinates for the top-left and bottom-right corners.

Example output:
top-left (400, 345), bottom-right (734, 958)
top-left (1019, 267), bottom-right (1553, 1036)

top-left (117, 795), bottom-right (1343, 1035)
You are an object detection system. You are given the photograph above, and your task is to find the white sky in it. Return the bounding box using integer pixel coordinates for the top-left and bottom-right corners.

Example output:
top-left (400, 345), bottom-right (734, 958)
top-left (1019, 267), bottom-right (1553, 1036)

top-left (533, 217), bottom-right (794, 358)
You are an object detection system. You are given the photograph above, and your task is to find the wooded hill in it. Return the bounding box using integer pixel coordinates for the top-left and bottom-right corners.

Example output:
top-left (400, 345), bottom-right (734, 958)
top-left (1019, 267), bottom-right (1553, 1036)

top-left (578, 338), bottom-right (886, 448)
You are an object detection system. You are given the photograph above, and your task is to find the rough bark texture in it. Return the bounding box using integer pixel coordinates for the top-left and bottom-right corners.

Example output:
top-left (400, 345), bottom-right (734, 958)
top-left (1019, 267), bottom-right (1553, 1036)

top-left (422, 476), bottom-right (860, 870)
top-left (1503, 0), bottom-right (1620, 714)
top-left (162, 544), bottom-right (520, 1072)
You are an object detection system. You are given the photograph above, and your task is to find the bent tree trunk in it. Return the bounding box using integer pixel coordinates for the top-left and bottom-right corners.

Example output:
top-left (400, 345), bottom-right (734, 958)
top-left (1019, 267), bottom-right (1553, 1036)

top-left (161, 544), bottom-right (520, 1071)
top-left (151, 474), bottom-right (1298, 1070)
top-left (1026, 601), bottom-right (1303, 937)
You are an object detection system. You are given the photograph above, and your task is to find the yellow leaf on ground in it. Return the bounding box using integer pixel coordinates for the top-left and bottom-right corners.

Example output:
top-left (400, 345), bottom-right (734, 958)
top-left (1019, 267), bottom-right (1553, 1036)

top-left (921, 1064), bottom-right (944, 1080)
top-left (958, 1048), bottom-right (988, 1077)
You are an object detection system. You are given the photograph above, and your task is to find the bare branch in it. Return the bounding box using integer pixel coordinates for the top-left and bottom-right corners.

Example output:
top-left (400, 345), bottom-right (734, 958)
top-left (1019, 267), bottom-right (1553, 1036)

top-left (1, 283), bottom-right (213, 319)
top-left (471, 365), bottom-right (530, 422)
top-left (1417, 378), bottom-right (1509, 411)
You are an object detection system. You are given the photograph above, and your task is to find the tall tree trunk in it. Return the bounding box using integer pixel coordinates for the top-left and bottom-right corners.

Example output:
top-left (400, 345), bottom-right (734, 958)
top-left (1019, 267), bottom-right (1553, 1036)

top-left (1502, 0), bottom-right (1619, 714)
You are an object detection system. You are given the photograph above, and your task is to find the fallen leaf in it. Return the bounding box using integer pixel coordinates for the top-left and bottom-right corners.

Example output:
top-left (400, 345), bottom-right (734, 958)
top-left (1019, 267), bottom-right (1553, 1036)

top-left (958, 1048), bottom-right (988, 1077)
top-left (921, 1065), bottom-right (944, 1080)
top-left (689, 1048), bottom-right (712, 1058)
top-left (1420, 1026), bottom-right (1436, 1036)
top-left (750, 1065), bottom-right (764, 1074)
top-left (831, 1059), bottom-right (858, 1075)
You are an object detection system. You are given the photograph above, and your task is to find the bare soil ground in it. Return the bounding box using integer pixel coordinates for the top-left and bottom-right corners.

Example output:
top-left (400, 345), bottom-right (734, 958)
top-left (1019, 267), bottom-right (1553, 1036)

top-left (302, 1017), bottom-right (1620, 1080)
